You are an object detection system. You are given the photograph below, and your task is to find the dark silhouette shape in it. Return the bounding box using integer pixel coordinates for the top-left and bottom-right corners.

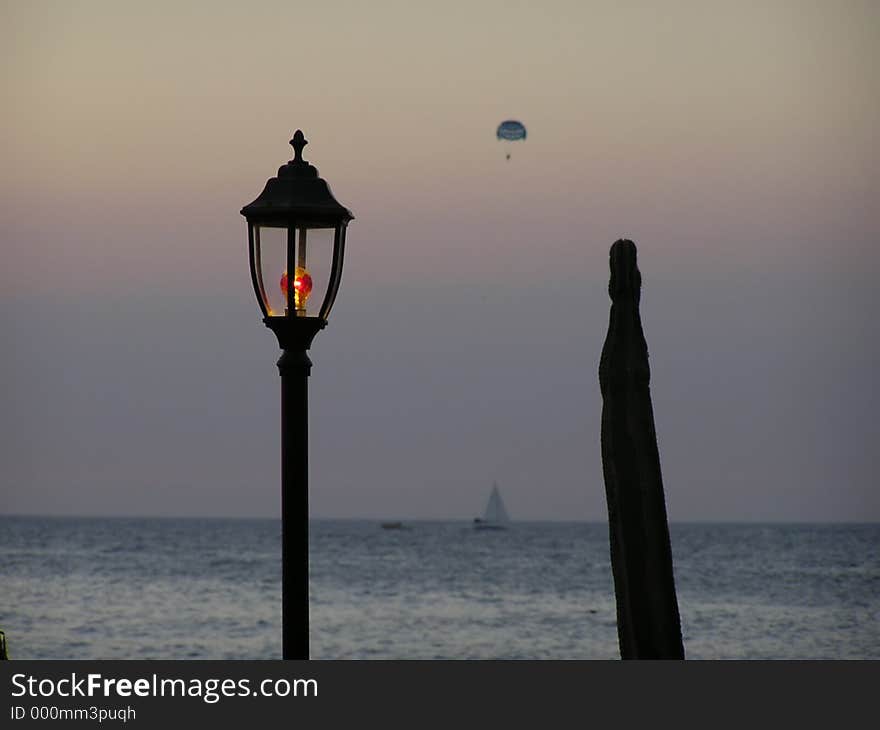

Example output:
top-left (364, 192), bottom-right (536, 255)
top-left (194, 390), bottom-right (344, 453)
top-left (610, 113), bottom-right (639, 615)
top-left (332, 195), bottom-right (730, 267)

top-left (290, 129), bottom-right (308, 162)
top-left (242, 130), bottom-right (354, 659)
top-left (599, 239), bottom-right (684, 659)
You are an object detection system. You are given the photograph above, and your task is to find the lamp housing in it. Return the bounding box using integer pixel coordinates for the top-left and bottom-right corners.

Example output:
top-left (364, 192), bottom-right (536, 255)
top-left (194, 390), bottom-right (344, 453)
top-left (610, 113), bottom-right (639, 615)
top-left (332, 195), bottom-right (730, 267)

top-left (242, 131), bottom-right (353, 347)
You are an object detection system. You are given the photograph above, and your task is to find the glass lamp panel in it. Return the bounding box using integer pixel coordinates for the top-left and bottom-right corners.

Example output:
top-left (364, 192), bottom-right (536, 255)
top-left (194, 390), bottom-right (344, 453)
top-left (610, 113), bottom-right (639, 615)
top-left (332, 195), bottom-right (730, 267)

top-left (318, 225), bottom-right (346, 320)
top-left (287, 226), bottom-right (334, 318)
top-left (255, 224), bottom-right (287, 317)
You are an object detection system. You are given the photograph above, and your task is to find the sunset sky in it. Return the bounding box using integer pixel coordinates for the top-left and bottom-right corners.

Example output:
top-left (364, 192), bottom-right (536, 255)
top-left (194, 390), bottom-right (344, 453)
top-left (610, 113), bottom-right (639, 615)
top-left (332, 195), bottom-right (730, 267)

top-left (2, 0), bottom-right (877, 520)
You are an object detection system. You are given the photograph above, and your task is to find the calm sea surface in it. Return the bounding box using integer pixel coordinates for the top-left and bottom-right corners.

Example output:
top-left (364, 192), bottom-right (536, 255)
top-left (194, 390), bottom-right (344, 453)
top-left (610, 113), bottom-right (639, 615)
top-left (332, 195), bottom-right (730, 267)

top-left (1, 517), bottom-right (878, 659)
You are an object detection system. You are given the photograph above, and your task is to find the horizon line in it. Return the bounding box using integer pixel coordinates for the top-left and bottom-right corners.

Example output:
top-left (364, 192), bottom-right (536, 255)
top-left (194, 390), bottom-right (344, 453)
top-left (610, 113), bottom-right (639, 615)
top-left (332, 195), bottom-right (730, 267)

top-left (1, 512), bottom-right (877, 525)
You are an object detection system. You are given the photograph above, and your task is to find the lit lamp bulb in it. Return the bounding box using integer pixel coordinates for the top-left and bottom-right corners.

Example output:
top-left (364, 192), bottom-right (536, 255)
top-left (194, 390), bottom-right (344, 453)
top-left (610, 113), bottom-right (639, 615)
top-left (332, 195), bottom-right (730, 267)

top-left (280, 267), bottom-right (314, 315)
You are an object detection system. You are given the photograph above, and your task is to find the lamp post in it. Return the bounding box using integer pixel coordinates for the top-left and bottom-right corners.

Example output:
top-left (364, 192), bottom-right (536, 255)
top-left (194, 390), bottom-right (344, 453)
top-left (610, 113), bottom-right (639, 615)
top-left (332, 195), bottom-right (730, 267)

top-left (241, 130), bottom-right (353, 659)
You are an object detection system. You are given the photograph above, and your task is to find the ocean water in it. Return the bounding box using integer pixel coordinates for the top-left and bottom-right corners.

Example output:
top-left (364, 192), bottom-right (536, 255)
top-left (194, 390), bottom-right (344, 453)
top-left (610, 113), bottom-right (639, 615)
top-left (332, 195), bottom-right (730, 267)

top-left (1, 517), bottom-right (878, 660)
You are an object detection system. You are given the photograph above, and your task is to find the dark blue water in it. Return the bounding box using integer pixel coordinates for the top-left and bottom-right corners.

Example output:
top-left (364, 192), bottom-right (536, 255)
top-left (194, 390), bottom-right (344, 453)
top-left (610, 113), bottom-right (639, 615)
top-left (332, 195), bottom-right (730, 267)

top-left (1, 517), bottom-right (877, 659)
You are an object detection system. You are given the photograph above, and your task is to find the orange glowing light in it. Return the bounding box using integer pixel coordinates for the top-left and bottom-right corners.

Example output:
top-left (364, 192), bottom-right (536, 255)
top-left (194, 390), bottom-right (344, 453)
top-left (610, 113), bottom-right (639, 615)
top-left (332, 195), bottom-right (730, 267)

top-left (280, 267), bottom-right (314, 312)
top-left (294, 269), bottom-right (313, 296)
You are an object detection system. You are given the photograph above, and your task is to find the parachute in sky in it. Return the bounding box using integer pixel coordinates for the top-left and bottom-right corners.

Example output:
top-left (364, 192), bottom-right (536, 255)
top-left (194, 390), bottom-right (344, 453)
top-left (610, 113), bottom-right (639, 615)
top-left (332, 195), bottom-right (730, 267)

top-left (496, 120), bottom-right (526, 160)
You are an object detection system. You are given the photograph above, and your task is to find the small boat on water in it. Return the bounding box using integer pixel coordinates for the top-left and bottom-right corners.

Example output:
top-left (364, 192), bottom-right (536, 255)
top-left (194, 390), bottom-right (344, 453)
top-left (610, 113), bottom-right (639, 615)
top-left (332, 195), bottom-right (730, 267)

top-left (473, 483), bottom-right (510, 530)
top-left (380, 521), bottom-right (408, 530)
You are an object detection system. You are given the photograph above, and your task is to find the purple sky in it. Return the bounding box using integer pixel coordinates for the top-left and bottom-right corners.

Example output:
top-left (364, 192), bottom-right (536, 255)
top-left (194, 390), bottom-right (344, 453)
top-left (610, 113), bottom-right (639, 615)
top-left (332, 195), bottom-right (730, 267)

top-left (2, 1), bottom-right (877, 520)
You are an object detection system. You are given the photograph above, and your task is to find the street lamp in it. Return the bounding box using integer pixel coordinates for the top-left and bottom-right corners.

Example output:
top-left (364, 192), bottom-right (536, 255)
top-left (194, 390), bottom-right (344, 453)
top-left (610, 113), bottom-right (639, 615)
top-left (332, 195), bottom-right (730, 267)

top-left (241, 130), bottom-right (353, 659)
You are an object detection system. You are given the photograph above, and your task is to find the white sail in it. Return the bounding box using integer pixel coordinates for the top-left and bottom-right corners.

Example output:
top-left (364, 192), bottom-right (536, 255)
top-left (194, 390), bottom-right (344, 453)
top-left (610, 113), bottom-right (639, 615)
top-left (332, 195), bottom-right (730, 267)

top-left (482, 484), bottom-right (510, 524)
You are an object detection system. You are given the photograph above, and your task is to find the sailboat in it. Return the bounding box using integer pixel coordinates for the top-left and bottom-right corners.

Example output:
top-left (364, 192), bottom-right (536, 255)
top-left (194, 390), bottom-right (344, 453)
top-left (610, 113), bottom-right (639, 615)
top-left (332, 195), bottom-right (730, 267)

top-left (473, 483), bottom-right (510, 530)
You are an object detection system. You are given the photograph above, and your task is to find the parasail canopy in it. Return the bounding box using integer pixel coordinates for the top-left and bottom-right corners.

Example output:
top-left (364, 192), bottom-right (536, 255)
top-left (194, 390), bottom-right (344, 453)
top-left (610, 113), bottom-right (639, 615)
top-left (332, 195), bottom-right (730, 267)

top-left (496, 120), bottom-right (527, 141)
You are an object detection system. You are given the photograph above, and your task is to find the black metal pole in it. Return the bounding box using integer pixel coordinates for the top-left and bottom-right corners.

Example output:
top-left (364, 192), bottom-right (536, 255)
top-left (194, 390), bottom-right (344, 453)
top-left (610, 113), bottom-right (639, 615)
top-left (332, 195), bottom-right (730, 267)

top-left (277, 347), bottom-right (311, 660)
top-left (265, 316), bottom-right (324, 660)
top-left (277, 348), bottom-right (311, 659)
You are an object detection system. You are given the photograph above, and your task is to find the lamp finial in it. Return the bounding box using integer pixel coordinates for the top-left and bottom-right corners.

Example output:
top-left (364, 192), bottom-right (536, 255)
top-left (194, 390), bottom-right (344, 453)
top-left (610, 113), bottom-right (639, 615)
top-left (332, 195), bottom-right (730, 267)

top-left (290, 130), bottom-right (308, 163)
